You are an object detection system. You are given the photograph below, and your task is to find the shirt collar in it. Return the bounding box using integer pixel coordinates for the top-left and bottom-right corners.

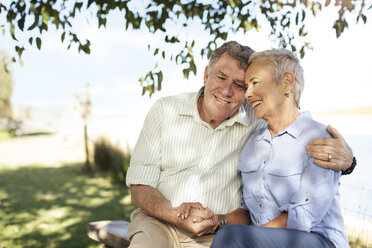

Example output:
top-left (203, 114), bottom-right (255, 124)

top-left (256, 111), bottom-right (313, 141)
top-left (284, 111), bottom-right (313, 138)
top-left (179, 87), bottom-right (250, 127)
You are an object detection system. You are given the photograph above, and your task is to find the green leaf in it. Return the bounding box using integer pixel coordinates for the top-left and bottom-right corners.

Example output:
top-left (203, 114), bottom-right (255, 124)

top-left (190, 62), bottom-right (197, 76)
top-left (154, 48), bottom-right (159, 55)
top-left (29, 37), bottom-right (33, 45)
top-left (300, 47), bottom-right (305, 58)
top-left (295, 13), bottom-right (299, 25)
top-left (10, 23), bottom-right (17, 40)
top-left (183, 68), bottom-right (190, 79)
top-left (18, 15), bottom-right (25, 31)
top-left (362, 14), bottom-right (367, 24)
top-left (98, 18), bottom-right (107, 27)
top-left (243, 20), bottom-right (254, 31)
top-left (325, 0), bottom-right (331, 7)
top-left (36, 37), bottom-right (42, 49)
top-left (156, 71), bottom-right (163, 90)
top-left (75, 2), bottom-right (83, 11)
top-left (28, 19), bottom-right (38, 31)
top-left (61, 32), bottom-right (65, 42)
top-left (15, 46), bottom-right (25, 57)
top-left (41, 7), bottom-right (50, 25)
top-left (162, 51), bottom-right (165, 59)
top-left (301, 10), bottom-right (306, 22)
top-left (228, 0), bottom-right (236, 8)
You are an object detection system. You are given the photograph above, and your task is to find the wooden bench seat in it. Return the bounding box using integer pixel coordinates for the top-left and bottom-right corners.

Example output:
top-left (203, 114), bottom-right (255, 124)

top-left (87, 220), bottom-right (130, 248)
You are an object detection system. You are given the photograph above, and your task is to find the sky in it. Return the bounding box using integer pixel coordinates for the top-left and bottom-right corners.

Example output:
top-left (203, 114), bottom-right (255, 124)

top-left (0, 3), bottom-right (372, 147)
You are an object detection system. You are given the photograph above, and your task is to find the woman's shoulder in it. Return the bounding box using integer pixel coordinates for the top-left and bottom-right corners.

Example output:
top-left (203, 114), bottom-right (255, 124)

top-left (300, 112), bottom-right (331, 139)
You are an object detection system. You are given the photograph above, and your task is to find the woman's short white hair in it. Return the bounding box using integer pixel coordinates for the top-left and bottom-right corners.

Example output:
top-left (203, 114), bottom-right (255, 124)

top-left (248, 49), bottom-right (305, 108)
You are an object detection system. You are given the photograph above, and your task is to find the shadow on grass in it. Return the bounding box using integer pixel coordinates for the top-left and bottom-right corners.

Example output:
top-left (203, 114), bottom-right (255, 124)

top-left (0, 163), bottom-right (136, 248)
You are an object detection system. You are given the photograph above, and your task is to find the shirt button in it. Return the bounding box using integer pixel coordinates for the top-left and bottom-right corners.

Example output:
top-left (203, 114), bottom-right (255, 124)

top-left (259, 204), bottom-right (262, 207)
top-left (305, 198), bottom-right (309, 202)
top-left (264, 161), bottom-right (266, 164)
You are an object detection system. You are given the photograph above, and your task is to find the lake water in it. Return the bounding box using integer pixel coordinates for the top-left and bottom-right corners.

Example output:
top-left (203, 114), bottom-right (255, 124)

top-left (312, 114), bottom-right (372, 220)
top-left (339, 134), bottom-right (372, 219)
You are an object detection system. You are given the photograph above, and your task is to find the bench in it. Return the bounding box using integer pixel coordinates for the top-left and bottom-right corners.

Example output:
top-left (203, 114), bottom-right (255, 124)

top-left (87, 220), bottom-right (130, 248)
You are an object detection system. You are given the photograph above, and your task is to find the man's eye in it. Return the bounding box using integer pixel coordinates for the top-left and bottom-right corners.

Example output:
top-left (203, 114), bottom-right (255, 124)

top-left (233, 82), bottom-right (247, 91)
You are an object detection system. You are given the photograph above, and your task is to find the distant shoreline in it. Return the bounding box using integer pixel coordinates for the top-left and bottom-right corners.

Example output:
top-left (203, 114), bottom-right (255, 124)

top-left (314, 106), bottom-right (372, 116)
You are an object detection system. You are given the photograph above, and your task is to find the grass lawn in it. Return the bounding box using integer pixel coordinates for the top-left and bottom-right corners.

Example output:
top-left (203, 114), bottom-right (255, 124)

top-left (0, 131), bottom-right (13, 141)
top-left (0, 161), bottom-right (369, 248)
top-left (0, 162), bottom-right (136, 248)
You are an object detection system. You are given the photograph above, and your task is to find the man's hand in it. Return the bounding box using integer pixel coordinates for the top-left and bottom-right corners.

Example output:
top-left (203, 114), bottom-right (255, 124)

top-left (174, 202), bottom-right (218, 236)
top-left (306, 125), bottom-right (353, 171)
top-left (176, 207), bottom-right (218, 236)
top-left (174, 202), bottom-right (213, 220)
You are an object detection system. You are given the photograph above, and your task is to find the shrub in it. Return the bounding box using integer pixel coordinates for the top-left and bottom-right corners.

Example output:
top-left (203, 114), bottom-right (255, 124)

top-left (93, 137), bottom-right (130, 184)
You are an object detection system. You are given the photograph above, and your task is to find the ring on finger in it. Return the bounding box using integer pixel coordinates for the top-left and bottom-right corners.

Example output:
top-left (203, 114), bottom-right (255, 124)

top-left (328, 153), bottom-right (332, 161)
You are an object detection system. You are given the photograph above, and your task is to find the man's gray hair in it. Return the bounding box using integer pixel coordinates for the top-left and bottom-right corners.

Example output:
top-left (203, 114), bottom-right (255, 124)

top-left (248, 49), bottom-right (305, 108)
top-left (209, 41), bottom-right (254, 72)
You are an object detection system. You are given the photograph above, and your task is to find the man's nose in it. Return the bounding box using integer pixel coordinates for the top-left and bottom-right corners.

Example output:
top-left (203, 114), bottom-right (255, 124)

top-left (221, 80), bottom-right (234, 97)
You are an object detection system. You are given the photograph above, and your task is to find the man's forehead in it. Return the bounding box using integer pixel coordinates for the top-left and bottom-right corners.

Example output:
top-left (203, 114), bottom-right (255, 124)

top-left (216, 68), bottom-right (245, 81)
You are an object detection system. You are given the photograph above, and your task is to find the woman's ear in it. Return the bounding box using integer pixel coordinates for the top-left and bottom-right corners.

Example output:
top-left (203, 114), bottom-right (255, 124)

top-left (282, 72), bottom-right (295, 92)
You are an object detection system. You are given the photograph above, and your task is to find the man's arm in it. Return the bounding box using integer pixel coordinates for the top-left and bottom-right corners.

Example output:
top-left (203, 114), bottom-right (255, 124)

top-left (306, 125), bottom-right (354, 171)
top-left (130, 185), bottom-right (216, 236)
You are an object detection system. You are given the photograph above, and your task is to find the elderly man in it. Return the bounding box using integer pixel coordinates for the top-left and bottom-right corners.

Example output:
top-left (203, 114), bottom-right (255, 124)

top-left (125, 41), bottom-right (355, 248)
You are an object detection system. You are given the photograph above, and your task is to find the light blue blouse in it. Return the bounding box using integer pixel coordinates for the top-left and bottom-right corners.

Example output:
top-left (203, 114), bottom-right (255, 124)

top-left (238, 112), bottom-right (349, 248)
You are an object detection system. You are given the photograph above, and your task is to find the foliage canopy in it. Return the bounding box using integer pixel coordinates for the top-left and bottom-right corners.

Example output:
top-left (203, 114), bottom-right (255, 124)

top-left (0, 0), bottom-right (371, 96)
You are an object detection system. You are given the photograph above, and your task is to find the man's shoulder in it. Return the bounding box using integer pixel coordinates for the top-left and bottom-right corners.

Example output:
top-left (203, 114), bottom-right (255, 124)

top-left (155, 91), bottom-right (196, 108)
top-left (157, 91), bottom-right (196, 103)
top-left (153, 91), bottom-right (196, 115)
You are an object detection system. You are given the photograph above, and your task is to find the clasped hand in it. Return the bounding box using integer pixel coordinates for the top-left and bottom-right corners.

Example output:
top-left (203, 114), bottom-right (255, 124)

top-left (174, 202), bottom-right (218, 236)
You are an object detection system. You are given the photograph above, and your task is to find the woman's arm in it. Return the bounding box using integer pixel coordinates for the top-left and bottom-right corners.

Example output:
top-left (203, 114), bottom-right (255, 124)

top-left (261, 212), bottom-right (288, 228)
top-left (217, 208), bottom-right (252, 226)
top-left (279, 157), bottom-right (341, 231)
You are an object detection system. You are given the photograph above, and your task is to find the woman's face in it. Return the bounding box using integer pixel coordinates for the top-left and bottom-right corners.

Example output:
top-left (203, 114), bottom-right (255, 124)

top-left (244, 58), bottom-right (286, 120)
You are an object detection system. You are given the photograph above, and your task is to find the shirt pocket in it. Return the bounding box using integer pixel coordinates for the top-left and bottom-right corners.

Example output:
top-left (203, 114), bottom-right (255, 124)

top-left (266, 164), bottom-right (303, 207)
top-left (238, 162), bottom-right (261, 202)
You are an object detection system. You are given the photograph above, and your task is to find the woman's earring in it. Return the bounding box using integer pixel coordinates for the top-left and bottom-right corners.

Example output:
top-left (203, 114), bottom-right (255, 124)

top-left (285, 90), bottom-right (290, 97)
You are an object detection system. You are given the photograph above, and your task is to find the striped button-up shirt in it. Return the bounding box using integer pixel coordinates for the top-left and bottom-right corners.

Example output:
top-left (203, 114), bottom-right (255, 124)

top-left (126, 88), bottom-right (263, 214)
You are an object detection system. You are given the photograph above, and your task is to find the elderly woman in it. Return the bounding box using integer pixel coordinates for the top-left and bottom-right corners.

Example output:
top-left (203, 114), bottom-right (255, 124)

top-left (209, 49), bottom-right (349, 248)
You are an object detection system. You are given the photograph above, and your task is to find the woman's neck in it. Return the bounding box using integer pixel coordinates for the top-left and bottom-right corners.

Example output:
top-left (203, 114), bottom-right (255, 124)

top-left (266, 105), bottom-right (300, 138)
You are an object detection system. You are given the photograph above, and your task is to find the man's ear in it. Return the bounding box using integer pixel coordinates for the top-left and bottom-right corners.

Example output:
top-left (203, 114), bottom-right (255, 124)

top-left (203, 66), bottom-right (209, 86)
top-left (282, 72), bottom-right (295, 92)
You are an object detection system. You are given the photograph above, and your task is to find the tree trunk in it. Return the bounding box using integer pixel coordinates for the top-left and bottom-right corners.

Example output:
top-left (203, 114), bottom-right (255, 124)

top-left (83, 122), bottom-right (91, 172)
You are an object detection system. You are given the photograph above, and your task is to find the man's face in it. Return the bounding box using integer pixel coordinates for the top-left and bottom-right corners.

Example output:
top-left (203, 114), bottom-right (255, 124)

top-left (199, 52), bottom-right (246, 128)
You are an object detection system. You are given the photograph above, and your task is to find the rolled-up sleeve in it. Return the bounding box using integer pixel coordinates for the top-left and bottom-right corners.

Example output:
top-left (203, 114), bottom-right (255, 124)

top-left (279, 156), bottom-right (341, 231)
top-left (126, 100), bottom-right (163, 188)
